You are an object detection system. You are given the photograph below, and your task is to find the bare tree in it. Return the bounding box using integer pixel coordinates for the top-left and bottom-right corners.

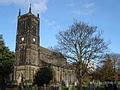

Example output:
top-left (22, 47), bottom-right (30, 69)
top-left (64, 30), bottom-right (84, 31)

top-left (56, 21), bottom-right (108, 89)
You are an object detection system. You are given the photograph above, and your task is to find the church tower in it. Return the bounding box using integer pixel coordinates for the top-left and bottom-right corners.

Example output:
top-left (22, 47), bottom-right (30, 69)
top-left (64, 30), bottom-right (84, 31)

top-left (14, 6), bottom-right (40, 82)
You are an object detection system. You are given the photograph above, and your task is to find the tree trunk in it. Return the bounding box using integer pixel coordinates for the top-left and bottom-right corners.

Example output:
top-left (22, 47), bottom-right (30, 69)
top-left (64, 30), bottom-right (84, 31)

top-left (78, 78), bottom-right (82, 90)
top-left (1, 76), bottom-right (5, 90)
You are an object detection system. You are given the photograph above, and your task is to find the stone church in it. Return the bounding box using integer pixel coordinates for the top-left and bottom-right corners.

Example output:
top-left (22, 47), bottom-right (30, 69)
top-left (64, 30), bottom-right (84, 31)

top-left (13, 6), bottom-right (76, 85)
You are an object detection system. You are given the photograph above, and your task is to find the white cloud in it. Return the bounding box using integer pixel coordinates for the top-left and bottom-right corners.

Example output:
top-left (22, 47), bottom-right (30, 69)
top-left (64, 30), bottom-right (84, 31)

top-left (0, 0), bottom-right (29, 6)
top-left (43, 18), bottom-right (61, 30)
top-left (67, 0), bottom-right (95, 15)
top-left (32, 0), bottom-right (48, 15)
top-left (0, 0), bottom-right (48, 15)
top-left (44, 19), bottom-right (56, 26)
top-left (83, 2), bottom-right (95, 9)
top-left (67, 3), bottom-right (76, 7)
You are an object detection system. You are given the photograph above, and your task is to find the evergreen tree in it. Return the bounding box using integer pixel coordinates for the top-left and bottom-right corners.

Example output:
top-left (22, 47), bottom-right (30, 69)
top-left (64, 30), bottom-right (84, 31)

top-left (0, 35), bottom-right (15, 87)
top-left (33, 66), bottom-right (53, 86)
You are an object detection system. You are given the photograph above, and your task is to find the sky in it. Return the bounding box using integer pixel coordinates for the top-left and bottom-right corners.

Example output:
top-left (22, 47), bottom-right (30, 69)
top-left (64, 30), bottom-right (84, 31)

top-left (0, 0), bottom-right (120, 54)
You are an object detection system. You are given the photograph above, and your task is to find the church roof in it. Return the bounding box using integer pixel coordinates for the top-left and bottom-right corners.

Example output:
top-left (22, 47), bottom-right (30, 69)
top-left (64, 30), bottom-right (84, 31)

top-left (39, 46), bottom-right (67, 67)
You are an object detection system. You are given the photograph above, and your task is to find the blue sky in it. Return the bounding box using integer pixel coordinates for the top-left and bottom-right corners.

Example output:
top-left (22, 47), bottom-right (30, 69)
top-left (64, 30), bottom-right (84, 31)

top-left (0, 0), bottom-right (120, 54)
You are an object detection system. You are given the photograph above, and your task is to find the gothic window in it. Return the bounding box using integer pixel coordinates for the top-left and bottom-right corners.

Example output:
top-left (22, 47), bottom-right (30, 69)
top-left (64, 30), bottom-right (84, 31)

top-left (24, 21), bottom-right (26, 30)
top-left (31, 19), bottom-right (38, 36)
top-left (32, 24), bottom-right (37, 36)
top-left (32, 54), bottom-right (35, 64)
top-left (19, 47), bottom-right (26, 65)
top-left (23, 21), bottom-right (25, 31)
top-left (20, 22), bottom-right (24, 34)
top-left (19, 20), bottom-right (27, 35)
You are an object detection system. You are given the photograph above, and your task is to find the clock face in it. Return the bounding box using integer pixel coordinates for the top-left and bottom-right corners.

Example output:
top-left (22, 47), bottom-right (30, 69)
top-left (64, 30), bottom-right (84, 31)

top-left (33, 38), bottom-right (36, 42)
top-left (21, 37), bottom-right (24, 41)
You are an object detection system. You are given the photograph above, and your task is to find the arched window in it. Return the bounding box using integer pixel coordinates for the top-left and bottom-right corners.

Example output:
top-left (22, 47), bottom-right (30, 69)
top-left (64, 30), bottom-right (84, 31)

top-left (19, 47), bottom-right (26, 64)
